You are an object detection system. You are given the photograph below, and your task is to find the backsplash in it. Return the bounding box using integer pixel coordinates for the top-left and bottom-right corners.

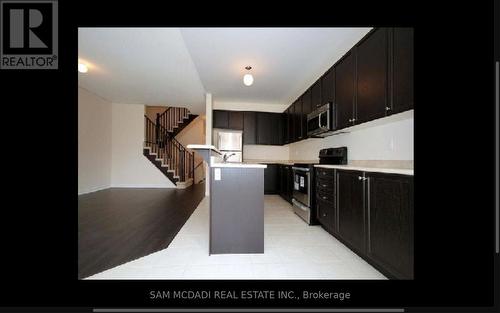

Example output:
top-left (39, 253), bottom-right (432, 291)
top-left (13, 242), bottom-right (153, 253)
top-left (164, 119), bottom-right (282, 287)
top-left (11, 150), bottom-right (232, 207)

top-left (288, 111), bottom-right (414, 165)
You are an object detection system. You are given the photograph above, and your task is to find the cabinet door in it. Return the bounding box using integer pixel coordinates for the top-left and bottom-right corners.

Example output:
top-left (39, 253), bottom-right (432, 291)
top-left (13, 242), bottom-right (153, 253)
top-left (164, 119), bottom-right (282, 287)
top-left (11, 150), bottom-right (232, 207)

top-left (317, 200), bottom-right (335, 233)
top-left (335, 51), bottom-right (356, 129)
top-left (391, 28), bottom-right (414, 114)
top-left (301, 89), bottom-right (312, 138)
top-left (311, 78), bottom-right (322, 109)
top-left (213, 110), bottom-right (229, 129)
top-left (336, 170), bottom-right (366, 254)
top-left (321, 67), bottom-right (335, 106)
top-left (256, 112), bottom-right (272, 145)
top-left (289, 103), bottom-right (296, 142)
top-left (286, 166), bottom-right (293, 202)
top-left (294, 98), bottom-right (303, 140)
top-left (282, 111), bottom-right (289, 144)
top-left (243, 112), bottom-right (256, 144)
top-left (264, 164), bottom-right (279, 194)
top-left (356, 28), bottom-right (388, 124)
top-left (273, 113), bottom-right (284, 145)
top-left (367, 173), bottom-right (413, 279)
top-left (228, 111), bottom-right (244, 130)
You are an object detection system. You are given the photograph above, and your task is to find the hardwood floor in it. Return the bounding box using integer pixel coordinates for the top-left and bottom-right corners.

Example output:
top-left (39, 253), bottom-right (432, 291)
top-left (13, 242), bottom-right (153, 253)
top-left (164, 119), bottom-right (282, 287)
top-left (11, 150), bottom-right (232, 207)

top-left (78, 183), bottom-right (205, 279)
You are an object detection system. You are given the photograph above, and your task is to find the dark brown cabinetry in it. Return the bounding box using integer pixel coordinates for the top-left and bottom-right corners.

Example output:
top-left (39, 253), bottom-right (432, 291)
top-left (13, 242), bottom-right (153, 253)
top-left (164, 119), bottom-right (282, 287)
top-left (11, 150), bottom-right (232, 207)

top-left (279, 164), bottom-right (293, 203)
top-left (314, 167), bottom-right (414, 279)
top-left (315, 168), bottom-right (336, 233)
top-left (301, 89), bottom-right (312, 138)
top-left (213, 110), bottom-right (229, 129)
top-left (264, 164), bottom-right (279, 194)
top-left (283, 111), bottom-right (290, 145)
top-left (336, 170), bottom-right (366, 254)
top-left (321, 68), bottom-right (335, 107)
top-left (256, 112), bottom-right (283, 145)
top-left (390, 28), bottom-right (414, 114)
top-left (293, 98), bottom-right (303, 141)
top-left (243, 112), bottom-right (257, 144)
top-left (366, 172), bottom-right (414, 279)
top-left (311, 78), bottom-right (322, 109)
top-left (356, 28), bottom-right (388, 124)
top-left (335, 51), bottom-right (357, 129)
top-left (213, 110), bottom-right (243, 130)
top-left (228, 111), bottom-right (244, 130)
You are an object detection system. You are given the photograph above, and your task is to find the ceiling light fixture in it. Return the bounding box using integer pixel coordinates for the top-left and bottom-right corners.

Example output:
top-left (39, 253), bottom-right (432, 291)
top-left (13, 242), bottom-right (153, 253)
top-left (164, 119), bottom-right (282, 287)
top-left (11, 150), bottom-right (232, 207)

top-left (78, 63), bottom-right (88, 73)
top-left (243, 66), bottom-right (253, 86)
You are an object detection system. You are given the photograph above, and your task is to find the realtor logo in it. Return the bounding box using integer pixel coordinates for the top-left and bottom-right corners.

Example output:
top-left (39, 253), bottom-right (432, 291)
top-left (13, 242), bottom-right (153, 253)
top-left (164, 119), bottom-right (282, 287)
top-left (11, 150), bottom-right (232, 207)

top-left (1, 0), bottom-right (58, 69)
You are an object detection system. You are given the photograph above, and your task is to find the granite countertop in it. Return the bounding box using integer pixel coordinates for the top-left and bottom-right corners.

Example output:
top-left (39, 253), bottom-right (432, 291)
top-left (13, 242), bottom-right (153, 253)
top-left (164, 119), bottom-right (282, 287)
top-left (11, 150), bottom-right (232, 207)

top-left (314, 164), bottom-right (413, 176)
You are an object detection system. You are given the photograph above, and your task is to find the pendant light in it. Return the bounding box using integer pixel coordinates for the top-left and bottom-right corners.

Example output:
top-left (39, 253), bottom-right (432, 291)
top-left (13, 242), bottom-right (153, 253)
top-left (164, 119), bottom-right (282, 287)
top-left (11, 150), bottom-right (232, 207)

top-left (243, 66), bottom-right (254, 86)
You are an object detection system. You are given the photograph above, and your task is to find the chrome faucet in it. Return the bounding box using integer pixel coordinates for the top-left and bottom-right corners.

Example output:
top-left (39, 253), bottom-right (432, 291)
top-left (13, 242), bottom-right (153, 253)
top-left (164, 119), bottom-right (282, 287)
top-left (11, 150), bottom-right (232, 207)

top-left (223, 153), bottom-right (236, 163)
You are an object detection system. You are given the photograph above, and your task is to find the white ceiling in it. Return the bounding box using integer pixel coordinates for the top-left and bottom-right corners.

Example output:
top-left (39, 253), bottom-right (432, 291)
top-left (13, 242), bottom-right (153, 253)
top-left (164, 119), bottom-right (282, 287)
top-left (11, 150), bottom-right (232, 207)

top-left (78, 27), bottom-right (372, 114)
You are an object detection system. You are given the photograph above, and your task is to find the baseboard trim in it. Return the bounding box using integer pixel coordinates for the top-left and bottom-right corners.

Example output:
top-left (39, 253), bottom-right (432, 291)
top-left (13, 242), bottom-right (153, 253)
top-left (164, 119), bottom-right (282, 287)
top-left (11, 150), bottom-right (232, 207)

top-left (78, 185), bottom-right (111, 195)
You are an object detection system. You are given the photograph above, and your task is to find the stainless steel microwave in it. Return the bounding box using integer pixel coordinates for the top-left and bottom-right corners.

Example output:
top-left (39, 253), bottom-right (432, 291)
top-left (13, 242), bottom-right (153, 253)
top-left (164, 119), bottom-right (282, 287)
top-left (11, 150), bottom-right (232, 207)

top-left (307, 103), bottom-right (335, 136)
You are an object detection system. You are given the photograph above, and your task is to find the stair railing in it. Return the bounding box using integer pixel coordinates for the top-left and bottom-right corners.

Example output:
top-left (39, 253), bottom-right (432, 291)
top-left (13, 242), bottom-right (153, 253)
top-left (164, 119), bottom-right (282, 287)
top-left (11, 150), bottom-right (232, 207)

top-left (156, 107), bottom-right (189, 133)
top-left (144, 115), bottom-right (194, 182)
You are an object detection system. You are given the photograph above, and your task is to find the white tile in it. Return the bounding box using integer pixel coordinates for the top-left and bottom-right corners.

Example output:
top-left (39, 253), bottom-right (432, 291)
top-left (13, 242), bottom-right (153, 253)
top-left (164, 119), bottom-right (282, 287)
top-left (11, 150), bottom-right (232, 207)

top-left (87, 194), bottom-right (386, 280)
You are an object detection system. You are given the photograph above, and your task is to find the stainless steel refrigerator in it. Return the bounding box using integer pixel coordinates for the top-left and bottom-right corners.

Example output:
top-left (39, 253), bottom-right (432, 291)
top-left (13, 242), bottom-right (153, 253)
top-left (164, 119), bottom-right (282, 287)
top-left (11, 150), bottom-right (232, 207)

top-left (213, 129), bottom-right (243, 162)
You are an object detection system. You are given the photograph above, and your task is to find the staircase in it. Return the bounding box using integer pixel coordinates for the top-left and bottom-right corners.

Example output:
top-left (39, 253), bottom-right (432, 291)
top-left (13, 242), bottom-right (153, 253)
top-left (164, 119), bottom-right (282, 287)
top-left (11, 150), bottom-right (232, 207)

top-left (143, 107), bottom-right (198, 187)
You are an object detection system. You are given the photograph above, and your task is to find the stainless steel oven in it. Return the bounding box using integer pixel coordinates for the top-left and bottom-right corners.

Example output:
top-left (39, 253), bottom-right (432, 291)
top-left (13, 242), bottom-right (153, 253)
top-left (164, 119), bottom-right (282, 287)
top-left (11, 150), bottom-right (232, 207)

top-left (292, 166), bottom-right (312, 224)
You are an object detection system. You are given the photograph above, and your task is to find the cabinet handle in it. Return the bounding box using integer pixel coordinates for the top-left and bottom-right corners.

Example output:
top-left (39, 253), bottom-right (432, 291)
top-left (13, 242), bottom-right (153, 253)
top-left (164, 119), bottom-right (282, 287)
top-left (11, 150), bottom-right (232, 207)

top-left (358, 176), bottom-right (363, 180)
top-left (352, 118), bottom-right (356, 122)
top-left (385, 106), bottom-right (391, 111)
top-left (322, 196), bottom-right (327, 200)
top-left (322, 184), bottom-right (327, 187)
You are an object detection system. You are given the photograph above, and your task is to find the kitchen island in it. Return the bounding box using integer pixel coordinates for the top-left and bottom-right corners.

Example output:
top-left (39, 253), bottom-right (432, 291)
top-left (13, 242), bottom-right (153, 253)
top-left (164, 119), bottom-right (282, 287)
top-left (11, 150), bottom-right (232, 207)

top-left (187, 145), bottom-right (266, 255)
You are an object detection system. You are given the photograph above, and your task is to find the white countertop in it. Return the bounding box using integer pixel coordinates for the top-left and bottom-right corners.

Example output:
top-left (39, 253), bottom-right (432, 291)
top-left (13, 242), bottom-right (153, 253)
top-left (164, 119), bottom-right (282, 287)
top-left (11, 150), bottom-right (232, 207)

top-left (211, 162), bottom-right (267, 169)
top-left (314, 164), bottom-right (413, 176)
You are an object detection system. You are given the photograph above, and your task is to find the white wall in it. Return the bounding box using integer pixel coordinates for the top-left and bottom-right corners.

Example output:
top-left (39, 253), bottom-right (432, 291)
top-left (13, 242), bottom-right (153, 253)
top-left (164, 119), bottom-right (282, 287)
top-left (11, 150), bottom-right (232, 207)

top-left (78, 87), bottom-right (112, 195)
top-left (243, 145), bottom-right (289, 161)
top-left (289, 111), bottom-right (414, 162)
top-left (111, 103), bottom-right (176, 188)
top-left (214, 101), bottom-right (288, 113)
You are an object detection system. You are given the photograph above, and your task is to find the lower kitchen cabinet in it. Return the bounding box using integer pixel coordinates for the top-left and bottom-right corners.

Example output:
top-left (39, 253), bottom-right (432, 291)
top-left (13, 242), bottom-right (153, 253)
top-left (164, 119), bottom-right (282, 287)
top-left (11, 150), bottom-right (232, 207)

top-left (279, 164), bottom-right (293, 203)
top-left (336, 170), bottom-right (366, 255)
top-left (264, 164), bottom-right (279, 194)
top-left (366, 172), bottom-right (414, 279)
top-left (314, 167), bottom-right (414, 279)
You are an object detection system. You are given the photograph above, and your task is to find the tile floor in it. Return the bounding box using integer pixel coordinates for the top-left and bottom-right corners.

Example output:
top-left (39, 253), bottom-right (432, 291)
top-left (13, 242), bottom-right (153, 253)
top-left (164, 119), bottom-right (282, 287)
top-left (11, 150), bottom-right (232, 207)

top-left (86, 195), bottom-right (386, 280)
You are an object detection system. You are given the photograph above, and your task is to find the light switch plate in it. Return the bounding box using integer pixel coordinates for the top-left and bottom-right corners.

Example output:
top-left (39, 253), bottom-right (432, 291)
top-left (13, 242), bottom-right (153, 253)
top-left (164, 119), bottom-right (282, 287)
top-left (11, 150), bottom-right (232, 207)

top-left (214, 168), bottom-right (221, 181)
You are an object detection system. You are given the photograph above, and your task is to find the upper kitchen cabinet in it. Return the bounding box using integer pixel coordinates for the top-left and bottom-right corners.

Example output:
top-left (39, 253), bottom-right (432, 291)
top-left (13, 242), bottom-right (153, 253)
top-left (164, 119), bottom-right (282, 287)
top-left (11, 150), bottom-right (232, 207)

top-left (321, 67), bottom-right (334, 107)
top-left (301, 89), bottom-right (312, 138)
top-left (243, 111), bottom-right (257, 144)
top-left (311, 78), bottom-right (322, 109)
top-left (256, 112), bottom-right (283, 145)
top-left (335, 50), bottom-right (356, 130)
top-left (390, 28), bottom-right (414, 114)
top-left (356, 28), bottom-right (389, 124)
top-left (213, 110), bottom-right (229, 129)
top-left (294, 97), bottom-right (303, 141)
top-left (228, 111), bottom-right (244, 130)
top-left (213, 110), bottom-right (243, 130)
top-left (283, 110), bottom-right (290, 145)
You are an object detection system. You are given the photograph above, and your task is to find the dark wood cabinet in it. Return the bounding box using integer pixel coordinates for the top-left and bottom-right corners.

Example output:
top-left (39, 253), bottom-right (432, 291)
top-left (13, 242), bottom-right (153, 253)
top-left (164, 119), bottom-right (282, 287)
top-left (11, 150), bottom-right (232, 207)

top-left (264, 164), bottom-right (279, 194)
top-left (283, 111), bottom-right (290, 144)
top-left (311, 78), bottom-right (322, 109)
top-left (213, 110), bottom-right (229, 129)
top-left (391, 28), bottom-right (414, 114)
top-left (335, 51), bottom-right (356, 129)
top-left (366, 173), bottom-right (414, 279)
top-left (243, 111), bottom-right (257, 144)
top-left (289, 103), bottom-right (296, 142)
top-left (336, 170), bottom-right (366, 255)
top-left (279, 164), bottom-right (293, 203)
top-left (301, 89), bottom-right (312, 138)
top-left (356, 28), bottom-right (389, 124)
top-left (316, 168), bottom-right (336, 233)
top-left (294, 98), bottom-right (303, 140)
top-left (256, 112), bottom-right (273, 145)
top-left (321, 67), bottom-right (335, 106)
top-left (228, 111), bottom-right (244, 130)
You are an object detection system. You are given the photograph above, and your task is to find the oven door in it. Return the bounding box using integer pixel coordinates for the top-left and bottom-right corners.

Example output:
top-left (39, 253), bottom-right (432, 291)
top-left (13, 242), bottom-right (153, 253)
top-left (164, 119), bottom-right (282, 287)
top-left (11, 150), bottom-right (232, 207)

top-left (292, 167), bottom-right (310, 207)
